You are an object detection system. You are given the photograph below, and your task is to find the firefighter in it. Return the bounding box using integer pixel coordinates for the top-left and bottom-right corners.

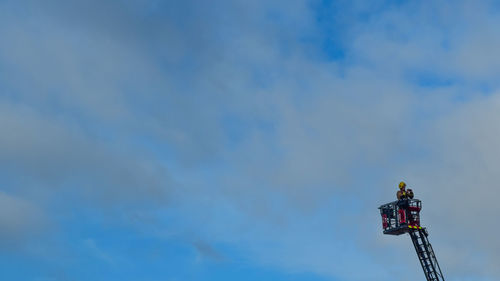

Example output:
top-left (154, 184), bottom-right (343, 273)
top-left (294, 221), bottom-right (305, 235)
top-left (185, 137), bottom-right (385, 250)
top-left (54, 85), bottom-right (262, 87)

top-left (396, 181), bottom-right (416, 226)
top-left (397, 181), bottom-right (407, 200)
top-left (396, 181), bottom-right (408, 224)
top-left (397, 181), bottom-right (415, 199)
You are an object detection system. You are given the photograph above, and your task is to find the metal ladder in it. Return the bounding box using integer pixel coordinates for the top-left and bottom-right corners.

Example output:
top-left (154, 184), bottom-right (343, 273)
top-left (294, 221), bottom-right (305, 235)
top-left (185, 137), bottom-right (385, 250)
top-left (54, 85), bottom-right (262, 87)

top-left (409, 228), bottom-right (445, 281)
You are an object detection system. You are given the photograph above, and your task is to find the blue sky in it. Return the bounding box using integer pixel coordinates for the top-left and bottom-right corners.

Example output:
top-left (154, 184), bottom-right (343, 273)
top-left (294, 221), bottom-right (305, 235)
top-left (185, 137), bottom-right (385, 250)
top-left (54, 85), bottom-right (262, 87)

top-left (2, 0), bottom-right (500, 280)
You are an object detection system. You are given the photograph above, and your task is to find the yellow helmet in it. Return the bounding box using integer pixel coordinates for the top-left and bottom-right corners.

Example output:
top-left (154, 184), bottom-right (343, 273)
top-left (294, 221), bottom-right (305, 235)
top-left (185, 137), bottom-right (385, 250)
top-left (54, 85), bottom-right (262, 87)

top-left (399, 181), bottom-right (406, 189)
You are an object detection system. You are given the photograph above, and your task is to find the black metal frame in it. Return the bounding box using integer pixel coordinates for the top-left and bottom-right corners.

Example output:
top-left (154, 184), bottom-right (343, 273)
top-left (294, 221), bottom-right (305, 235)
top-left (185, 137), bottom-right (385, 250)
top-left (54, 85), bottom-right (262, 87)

top-left (378, 199), bottom-right (422, 235)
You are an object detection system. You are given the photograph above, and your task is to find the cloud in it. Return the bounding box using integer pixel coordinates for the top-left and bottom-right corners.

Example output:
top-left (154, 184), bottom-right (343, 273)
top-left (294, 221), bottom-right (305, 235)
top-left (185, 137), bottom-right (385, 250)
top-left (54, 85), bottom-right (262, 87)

top-left (155, 1), bottom-right (500, 279)
top-left (0, 102), bottom-right (171, 206)
top-left (0, 191), bottom-right (46, 247)
top-left (2, 0), bottom-right (500, 280)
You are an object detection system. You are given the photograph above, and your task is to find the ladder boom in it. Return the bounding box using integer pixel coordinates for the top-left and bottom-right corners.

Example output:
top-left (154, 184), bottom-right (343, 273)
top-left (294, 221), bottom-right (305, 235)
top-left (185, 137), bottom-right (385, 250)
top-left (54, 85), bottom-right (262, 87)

top-left (409, 229), bottom-right (445, 281)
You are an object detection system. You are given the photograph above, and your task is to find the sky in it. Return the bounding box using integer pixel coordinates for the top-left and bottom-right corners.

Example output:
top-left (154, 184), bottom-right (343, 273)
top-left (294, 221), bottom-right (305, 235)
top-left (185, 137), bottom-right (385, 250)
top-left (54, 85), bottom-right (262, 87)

top-left (1, 0), bottom-right (500, 280)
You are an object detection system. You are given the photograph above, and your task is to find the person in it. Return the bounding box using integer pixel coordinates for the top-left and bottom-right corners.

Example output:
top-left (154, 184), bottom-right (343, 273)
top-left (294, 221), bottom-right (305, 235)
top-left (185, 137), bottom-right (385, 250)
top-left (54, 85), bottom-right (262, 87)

top-left (397, 181), bottom-right (414, 200)
top-left (396, 181), bottom-right (407, 200)
top-left (396, 181), bottom-right (416, 226)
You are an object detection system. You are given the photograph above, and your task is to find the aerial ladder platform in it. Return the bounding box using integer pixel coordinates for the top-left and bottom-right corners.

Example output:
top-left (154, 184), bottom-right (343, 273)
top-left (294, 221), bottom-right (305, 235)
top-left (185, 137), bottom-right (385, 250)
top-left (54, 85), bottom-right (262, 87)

top-left (379, 198), bottom-right (445, 281)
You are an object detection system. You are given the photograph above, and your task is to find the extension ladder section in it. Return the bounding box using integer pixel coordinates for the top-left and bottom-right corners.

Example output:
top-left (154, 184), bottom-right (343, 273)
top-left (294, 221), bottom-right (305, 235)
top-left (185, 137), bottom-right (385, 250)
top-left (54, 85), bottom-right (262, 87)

top-left (409, 228), bottom-right (445, 281)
